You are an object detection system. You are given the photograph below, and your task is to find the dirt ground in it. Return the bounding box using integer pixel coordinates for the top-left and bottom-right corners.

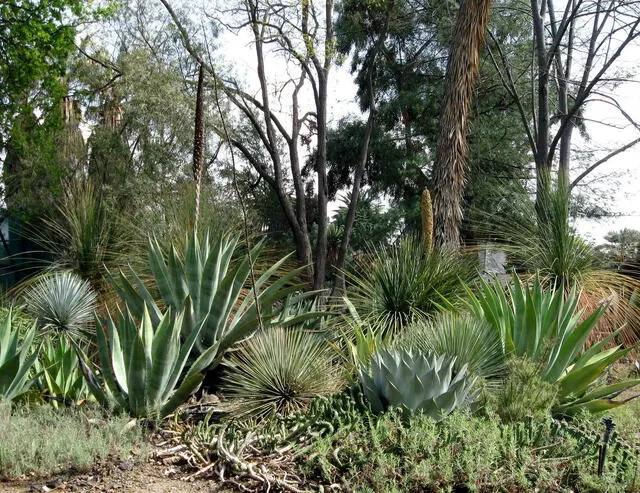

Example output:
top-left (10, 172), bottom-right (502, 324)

top-left (0, 460), bottom-right (222, 493)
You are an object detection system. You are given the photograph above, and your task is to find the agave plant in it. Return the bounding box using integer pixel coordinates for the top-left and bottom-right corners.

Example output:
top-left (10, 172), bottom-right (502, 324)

top-left (80, 307), bottom-right (216, 419)
top-left (395, 312), bottom-right (505, 384)
top-left (0, 309), bottom-right (39, 402)
top-left (360, 348), bottom-right (475, 420)
top-left (345, 236), bottom-right (478, 335)
top-left (23, 271), bottom-right (97, 340)
top-left (222, 327), bottom-right (343, 419)
top-left (113, 232), bottom-right (320, 365)
top-left (35, 337), bottom-right (90, 407)
top-left (466, 276), bottom-right (640, 414)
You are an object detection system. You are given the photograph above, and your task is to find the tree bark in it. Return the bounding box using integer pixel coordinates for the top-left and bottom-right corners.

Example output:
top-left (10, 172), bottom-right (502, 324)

top-left (432, 0), bottom-right (492, 248)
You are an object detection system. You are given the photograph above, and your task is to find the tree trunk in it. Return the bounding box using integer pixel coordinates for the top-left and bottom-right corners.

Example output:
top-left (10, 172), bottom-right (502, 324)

top-left (332, 109), bottom-right (376, 296)
top-left (432, 0), bottom-right (492, 248)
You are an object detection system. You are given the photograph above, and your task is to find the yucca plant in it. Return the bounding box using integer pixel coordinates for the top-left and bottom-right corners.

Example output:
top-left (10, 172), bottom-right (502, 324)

top-left (80, 306), bottom-right (216, 419)
top-left (345, 236), bottom-right (478, 335)
top-left (466, 276), bottom-right (640, 415)
top-left (35, 337), bottom-right (90, 407)
top-left (221, 327), bottom-right (343, 419)
top-left (0, 309), bottom-right (39, 403)
top-left (360, 348), bottom-right (476, 420)
top-left (395, 312), bottom-right (505, 385)
top-left (31, 179), bottom-right (135, 291)
top-left (113, 232), bottom-right (320, 366)
top-left (23, 271), bottom-right (97, 341)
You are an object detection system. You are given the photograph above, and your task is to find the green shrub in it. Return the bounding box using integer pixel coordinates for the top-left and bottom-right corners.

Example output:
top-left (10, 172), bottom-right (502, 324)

top-left (488, 357), bottom-right (558, 423)
top-left (221, 327), bottom-right (344, 419)
top-left (0, 404), bottom-right (147, 478)
top-left (303, 410), bottom-right (638, 491)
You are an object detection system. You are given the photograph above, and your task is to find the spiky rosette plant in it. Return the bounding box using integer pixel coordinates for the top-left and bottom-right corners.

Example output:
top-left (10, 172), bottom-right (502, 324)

top-left (222, 327), bottom-right (343, 419)
top-left (23, 271), bottom-right (97, 341)
top-left (345, 236), bottom-right (478, 336)
top-left (360, 348), bottom-right (475, 420)
top-left (395, 312), bottom-right (505, 385)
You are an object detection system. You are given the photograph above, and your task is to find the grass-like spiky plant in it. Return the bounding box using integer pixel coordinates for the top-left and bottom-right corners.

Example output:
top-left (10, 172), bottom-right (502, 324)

top-left (222, 328), bottom-right (343, 419)
top-left (23, 271), bottom-right (97, 341)
top-left (395, 312), bottom-right (505, 385)
top-left (31, 179), bottom-right (134, 292)
top-left (345, 236), bottom-right (479, 336)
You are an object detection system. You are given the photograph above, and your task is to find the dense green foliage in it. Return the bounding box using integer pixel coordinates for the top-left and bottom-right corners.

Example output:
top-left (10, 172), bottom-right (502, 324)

top-left (303, 409), bottom-right (638, 491)
top-left (345, 236), bottom-right (479, 334)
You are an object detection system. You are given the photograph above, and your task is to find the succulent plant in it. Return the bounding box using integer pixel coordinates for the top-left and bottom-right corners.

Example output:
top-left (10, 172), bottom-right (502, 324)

top-left (466, 275), bottom-right (640, 415)
top-left (23, 271), bottom-right (97, 341)
top-left (359, 348), bottom-right (475, 420)
top-left (113, 232), bottom-right (320, 365)
top-left (79, 306), bottom-right (216, 419)
top-left (0, 309), bottom-right (39, 403)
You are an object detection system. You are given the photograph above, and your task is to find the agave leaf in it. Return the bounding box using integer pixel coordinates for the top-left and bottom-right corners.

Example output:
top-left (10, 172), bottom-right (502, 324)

top-left (148, 236), bottom-right (177, 309)
top-left (124, 315), bottom-right (149, 416)
top-left (564, 379), bottom-right (640, 406)
top-left (146, 309), bottom-right (180, 408)
top-left (160, 372), bottom-right (204, 418)
top-left (558, 347), bottom-right (633, 398)
top-left (545, 306), bottom-right (603, 382)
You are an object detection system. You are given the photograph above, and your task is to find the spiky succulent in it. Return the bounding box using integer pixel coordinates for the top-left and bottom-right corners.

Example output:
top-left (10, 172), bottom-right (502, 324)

top-left (0, 309), bottom-right (39, 402)
top-left (360, 348), bottom-right (475, 420)
top-left (23, 271), bottom-right (97, 340)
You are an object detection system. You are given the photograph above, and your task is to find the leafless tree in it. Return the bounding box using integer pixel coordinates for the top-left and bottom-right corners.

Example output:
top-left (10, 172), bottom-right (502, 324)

top-left (159, 0), bottom-right (338, 290)
top-left (487, 0), bottom-right (640, 214)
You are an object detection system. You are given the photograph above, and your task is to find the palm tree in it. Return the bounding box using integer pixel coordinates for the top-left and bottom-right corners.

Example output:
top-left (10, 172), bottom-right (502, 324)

top-left (432, 0), bottom-right (492, 247)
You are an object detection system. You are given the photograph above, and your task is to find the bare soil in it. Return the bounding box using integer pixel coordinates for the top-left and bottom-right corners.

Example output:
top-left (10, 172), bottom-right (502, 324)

top-left (0, 459), bottom-right (221, 492)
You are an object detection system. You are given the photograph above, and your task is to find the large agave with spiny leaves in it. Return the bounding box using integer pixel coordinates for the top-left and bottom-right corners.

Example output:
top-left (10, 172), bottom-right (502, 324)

top-left (360, 348), bottom-right (475, 420)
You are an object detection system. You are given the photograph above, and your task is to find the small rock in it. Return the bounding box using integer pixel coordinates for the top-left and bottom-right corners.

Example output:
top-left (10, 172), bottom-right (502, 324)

top-left (118, 460), bottom-right (134, 471)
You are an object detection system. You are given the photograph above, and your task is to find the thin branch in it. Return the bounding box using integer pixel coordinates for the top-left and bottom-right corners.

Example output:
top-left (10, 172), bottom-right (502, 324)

top-left (570, 137), bottom-right (640, 190)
